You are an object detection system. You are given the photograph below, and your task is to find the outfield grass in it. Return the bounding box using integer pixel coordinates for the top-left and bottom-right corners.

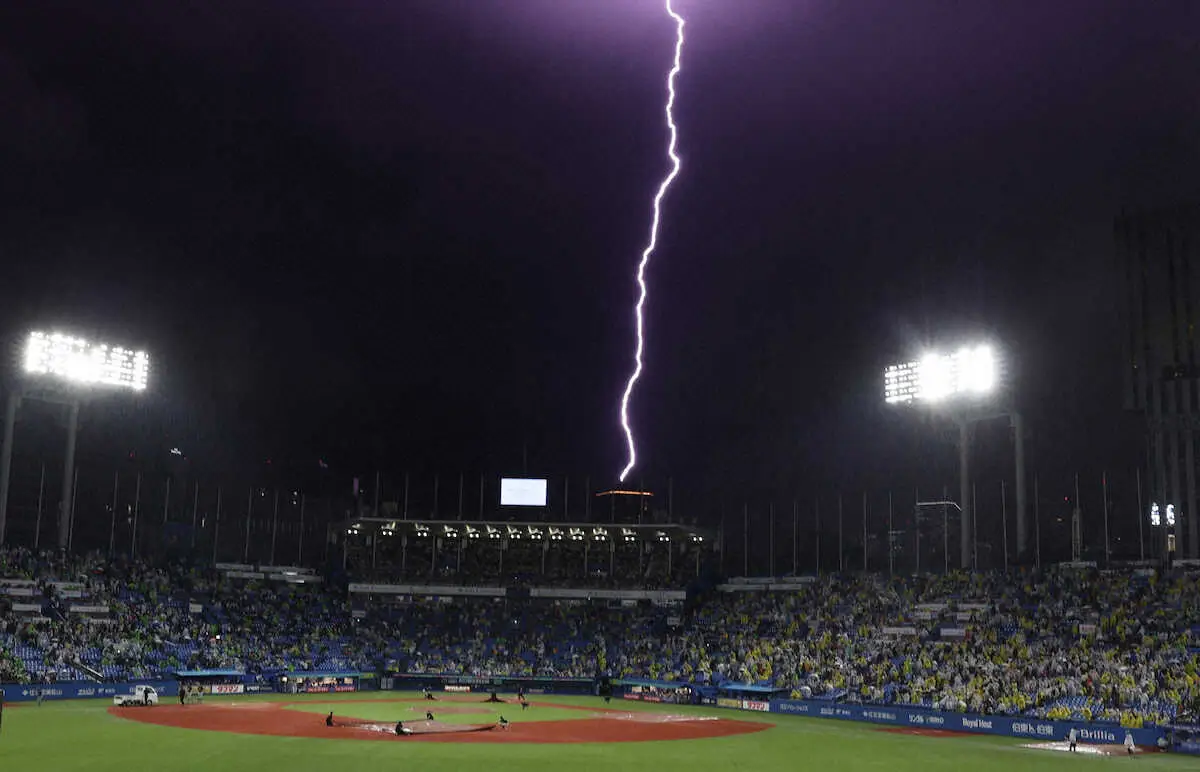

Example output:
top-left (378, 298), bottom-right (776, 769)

top-left (0, 693), bottom-right (1194, 771)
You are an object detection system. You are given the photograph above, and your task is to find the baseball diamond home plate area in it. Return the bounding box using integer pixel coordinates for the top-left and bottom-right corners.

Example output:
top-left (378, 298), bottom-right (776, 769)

top-left (109, 697), bottom-right (772, 744)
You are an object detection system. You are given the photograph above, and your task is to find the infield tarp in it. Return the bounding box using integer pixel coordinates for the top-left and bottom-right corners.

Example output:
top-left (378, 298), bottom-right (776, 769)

top-left (337, 718), bottom-right (498, 735)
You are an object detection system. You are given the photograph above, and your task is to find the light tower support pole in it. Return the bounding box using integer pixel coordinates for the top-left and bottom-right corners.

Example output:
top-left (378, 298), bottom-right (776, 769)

top-left (1012, 411), bottom-right (1028, 560)
top-left (958, 418), bottom-right (972, 570)
top-left (0, 392), bottom-right (18, 546)
top-left (59, 400), bottom-right (80, 551)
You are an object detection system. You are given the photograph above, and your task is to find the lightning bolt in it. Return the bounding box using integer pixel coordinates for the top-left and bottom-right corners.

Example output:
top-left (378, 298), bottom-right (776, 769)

top-left (618, 0), bottom-right (686, 483)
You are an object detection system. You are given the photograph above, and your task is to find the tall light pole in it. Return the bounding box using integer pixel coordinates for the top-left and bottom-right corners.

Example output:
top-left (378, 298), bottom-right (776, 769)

top-left (958, 417), bottom-right (973, 569)
top-left (1012, 411), bottom-right (1028, 558)
top-left (885, 344), bottom-right (1022, 570)
top-left (0, 331), bottom-right (150, 550)
top-left (0, 393), bottom-right (18, 546)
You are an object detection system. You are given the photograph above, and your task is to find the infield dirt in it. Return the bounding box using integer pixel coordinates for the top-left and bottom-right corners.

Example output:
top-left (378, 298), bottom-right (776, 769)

top-left (109, 698), bottom-right (772, 744)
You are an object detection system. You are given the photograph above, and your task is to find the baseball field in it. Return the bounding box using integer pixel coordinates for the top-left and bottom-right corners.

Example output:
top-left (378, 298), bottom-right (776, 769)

top-left (1, 693), bottom-right (1195, 770)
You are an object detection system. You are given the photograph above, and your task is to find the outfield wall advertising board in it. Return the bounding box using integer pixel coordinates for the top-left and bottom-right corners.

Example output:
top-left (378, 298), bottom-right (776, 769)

top-left (304, 684), bottom-right (355, 694)
top-left (768, 699), bottom-right (1164, 746)
top-left (621, 683), bottom-right (693, 705)
top-left (0, 680), bottom-right (179, 703)
top-left (712, 697), bottom-right (771, 712)
top-left (624, 692), bottom-right (661, 703)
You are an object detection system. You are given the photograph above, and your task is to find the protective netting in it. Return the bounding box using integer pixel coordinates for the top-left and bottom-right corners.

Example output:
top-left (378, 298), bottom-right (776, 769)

top-left (333, 718), bottom-right (498, 736)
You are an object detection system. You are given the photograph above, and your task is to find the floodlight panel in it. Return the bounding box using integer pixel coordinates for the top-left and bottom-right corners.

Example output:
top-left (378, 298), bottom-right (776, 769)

top-left (921, 353), bottom-right (954, 402)
top-left (24, 331), bottom-right (149, 390)
top-left (884, 345), bottom-right (998, 405)
top-left (884, 362), bottom-right (920, 404)
top-left (960, 345), bottom-right (995, 394)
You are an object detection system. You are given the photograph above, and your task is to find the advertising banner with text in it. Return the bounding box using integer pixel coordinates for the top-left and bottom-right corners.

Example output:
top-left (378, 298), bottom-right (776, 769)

top-left (768, 700), bottom-right (1164, 746)
top-left (0, 680), bottom-right (179, 703)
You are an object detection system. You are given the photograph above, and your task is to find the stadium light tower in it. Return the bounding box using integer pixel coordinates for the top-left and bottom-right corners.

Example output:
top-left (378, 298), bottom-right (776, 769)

top-left (883, 344), bottom-right (1027, 570)
top-left (0, 331), bottom-right (150, 549)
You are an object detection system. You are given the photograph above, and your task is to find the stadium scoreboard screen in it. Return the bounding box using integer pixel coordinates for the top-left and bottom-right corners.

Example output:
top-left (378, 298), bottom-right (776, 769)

top-left (500, 478), bottom-right (548, 507)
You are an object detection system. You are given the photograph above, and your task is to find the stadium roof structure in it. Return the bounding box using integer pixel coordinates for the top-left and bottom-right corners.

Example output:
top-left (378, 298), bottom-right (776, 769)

top-left (340, 518), bottom-right (710, 544)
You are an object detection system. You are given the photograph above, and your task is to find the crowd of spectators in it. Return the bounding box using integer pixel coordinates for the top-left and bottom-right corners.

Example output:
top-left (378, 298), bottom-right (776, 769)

top-left (383, 598), bottom-right (671, 679)
top-left (2, 546), bottom-right (1198, 728)
top-left (0, 548), bottom-right (370, 683)
top-left (351, 541), bottom-right (694, 590)
top-left (665, 571), bottom-right (1200, 727)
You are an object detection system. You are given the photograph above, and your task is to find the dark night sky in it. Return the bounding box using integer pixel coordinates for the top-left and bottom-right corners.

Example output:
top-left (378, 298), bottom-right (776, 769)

top-left (0, 0), bottom-right (1198, 510)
